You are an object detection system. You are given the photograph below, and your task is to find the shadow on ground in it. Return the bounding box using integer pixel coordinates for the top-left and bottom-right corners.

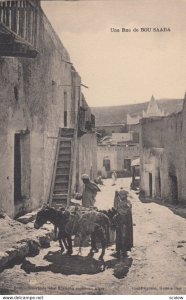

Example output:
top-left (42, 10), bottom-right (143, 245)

top-left (21, 250), bottom-right (133, 278)
top-left (139, 194), bottom-right (186, 219)
top-left (0, 288), bottom-right (15, 294)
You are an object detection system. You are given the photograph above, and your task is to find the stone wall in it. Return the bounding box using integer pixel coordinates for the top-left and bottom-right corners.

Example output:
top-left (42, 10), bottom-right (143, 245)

top-left (0, 7), bottom-right (96, 217)
top-left (77, 133), bottom-right (98, 194)
top-left (140, 95), bottom-right (186, 204)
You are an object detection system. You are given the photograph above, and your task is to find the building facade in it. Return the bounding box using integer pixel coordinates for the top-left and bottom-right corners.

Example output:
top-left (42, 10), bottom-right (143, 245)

top-left (0, 3), bottom-right (97, 217)
top-left (127, 113), bottom-right (141, 125)
top-left (97, 144), bottom-right (139, 178)
top-left (96, 124), bottom-right (127, 138)
top-left (140, 94), bottom-right (186, 205)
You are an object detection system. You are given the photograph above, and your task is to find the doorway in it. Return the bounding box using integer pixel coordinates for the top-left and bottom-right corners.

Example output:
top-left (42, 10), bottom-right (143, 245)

top-left (124, 159), bottom-right (131, 172)
top-left (156, 170), bottom-right (161, 197)
top-left (64, 92), bottom-right (67, 127)
top-left (169, 174), bottom-right (178, 204)
top-left (103, 158), bottom-right (111, 172)
top-left (14, 133), bottom-right (21, 203)
top-left (149, 172), bottom-right (152, 197)
top-left (14, 131), bottom-right (31, 205)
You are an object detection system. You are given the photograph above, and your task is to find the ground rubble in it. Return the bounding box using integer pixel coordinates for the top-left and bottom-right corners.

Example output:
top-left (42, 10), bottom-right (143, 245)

top-left (0, 211), bottom-right (54, 272)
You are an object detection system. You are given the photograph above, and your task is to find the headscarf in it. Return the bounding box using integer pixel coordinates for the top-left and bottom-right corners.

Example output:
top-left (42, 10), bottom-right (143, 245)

top-left (81, 174), bottom-right (90, 180)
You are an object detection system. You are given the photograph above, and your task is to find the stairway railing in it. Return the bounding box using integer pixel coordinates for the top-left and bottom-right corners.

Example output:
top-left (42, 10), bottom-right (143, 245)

top-left (67, 135), bottom-right (74, 206)
top-left (48, 128), bottom-right (61, 206)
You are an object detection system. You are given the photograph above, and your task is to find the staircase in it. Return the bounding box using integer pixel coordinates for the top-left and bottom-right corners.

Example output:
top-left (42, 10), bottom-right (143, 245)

top-left (49, 128), bottom-right (74, 208)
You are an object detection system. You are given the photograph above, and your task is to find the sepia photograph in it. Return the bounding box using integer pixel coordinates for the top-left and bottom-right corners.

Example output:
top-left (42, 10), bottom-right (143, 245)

top-left (0, 0), bottom-right (186, 297)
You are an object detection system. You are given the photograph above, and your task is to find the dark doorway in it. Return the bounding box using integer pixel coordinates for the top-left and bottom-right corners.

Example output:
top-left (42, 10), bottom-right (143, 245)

top-left (64, 92), bottom-right (67, 127)
top-left (124, 159), bottom-right (131, 172)
top-left (169, 174), bottom-right (178, 204)
top-left (149, 172), bottom-right (152, 197)
top-left (155, 170), bottom-right (161, 197)
top-left (64, 111), bottom-right (67, 127)
top-left (103, 158), bottom-right (110, 172)
top-left (14, 133), bottom-right (21, 203)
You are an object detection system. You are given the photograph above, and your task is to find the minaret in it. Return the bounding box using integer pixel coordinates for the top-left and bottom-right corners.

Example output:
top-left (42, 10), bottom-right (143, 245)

top-left (143, 95), bottom-right (164, 117)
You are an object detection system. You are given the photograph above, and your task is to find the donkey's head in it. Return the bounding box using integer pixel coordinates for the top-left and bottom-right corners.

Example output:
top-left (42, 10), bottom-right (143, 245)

top-left (34, 206), bottom-right (51, 229)
top-left (34, 206), bottom-right (70, 229)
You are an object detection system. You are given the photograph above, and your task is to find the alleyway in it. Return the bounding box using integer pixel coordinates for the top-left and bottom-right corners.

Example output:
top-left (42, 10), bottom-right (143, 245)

top-left (0, 178), bottom-right (186, 295)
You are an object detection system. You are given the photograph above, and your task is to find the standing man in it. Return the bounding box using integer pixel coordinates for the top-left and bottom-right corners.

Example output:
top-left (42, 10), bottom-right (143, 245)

top-left (112, 188), bottom-right (133, 258)
top-left (81, 174), bottom-right (101, 208)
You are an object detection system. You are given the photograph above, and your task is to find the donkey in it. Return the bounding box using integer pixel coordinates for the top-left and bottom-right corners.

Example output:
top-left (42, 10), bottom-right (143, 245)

top-left (34, 206), bottom-right (110, 260)
top-left (34, 206), bottom-right (73, 255)
top-left (65, 209), bottom-right (110, 260)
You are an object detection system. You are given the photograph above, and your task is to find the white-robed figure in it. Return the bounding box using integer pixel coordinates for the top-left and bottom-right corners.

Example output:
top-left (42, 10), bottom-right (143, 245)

top-left (81, 174), bottom-right (101, 208)
top-left (112, 171), bottom-right (117, 186)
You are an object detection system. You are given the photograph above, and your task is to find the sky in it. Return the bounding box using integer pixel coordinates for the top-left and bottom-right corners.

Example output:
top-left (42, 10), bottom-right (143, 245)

top-left (42, 0), bottom-right (186, 107)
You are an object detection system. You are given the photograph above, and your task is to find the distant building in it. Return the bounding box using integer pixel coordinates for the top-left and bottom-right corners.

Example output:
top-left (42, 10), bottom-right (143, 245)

top-left (97, 144), bottom-right (139, 178)
top-left (140, 93), bottom-right (186, 205)
top-left (127, 113), bottom-right (141, 125)
top-left (142, 95), bottom-right (165, 118)
top-left (97, 130), bottom-right (139, 178)
top-left (96, 123), bottom-right (127, 137)
top-left (112, 132), bottom-right (133, 143)
top-left (97, 118), bottom-right (140, 177)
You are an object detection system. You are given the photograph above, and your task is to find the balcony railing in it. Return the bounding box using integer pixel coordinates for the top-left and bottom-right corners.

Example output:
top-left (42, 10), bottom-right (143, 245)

top-left (0, 0), bottom-right (40, 58)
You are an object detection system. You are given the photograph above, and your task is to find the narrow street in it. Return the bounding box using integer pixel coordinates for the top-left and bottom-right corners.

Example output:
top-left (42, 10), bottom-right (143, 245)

top-left (0, 178), bottom-right (186, 295)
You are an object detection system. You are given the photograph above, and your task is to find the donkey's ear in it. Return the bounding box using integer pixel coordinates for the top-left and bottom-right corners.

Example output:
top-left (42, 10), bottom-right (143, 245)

top-left (64, 210), bottom-right (70, 217)
top-left (42, 203), bottom-right (48, 209)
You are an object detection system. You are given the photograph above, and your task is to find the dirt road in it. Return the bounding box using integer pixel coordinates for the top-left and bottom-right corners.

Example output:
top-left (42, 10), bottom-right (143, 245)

top-left (0, 178), bottom-right (185, 295)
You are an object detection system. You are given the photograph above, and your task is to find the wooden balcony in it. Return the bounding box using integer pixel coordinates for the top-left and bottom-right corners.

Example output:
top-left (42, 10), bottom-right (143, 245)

top-left (0, 0), bottom-right (40, 58)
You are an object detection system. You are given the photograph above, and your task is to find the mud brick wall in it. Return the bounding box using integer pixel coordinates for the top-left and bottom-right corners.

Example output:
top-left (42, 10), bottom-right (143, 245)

top-left (0, 8), bottom-right (79, 217)
top-left (140, 98), bottom-right (186, 204)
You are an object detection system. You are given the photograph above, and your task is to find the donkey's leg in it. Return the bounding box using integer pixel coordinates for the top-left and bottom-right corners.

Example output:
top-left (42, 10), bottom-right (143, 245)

top-left (58, 232), bottom-right (65, 253)
top-left (106, 224), bottom-right (110, 245)
top-left (61, 235), bottom-right (68, 250)
top-left (77, 233), bottom-right (85, 255)
top-left (90, 232), bottom-right (98, 253)
top-left (95, 227), bottom-right (106, 260)
top-left (54, 225), bottom-right (58, 241)
top-left (77, 239), bottom-right (83, 255)
top-left (66, 235), bottom-right (73, 255)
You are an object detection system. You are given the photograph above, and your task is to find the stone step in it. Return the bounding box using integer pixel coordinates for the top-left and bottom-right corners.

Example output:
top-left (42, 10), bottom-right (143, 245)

top-left (54, 186), bottom-right (68, 193)
top-left (57, 160), bottom-right (70, 168)
top-left (55, 174), bottom-right (69, 180)
top-left (56, 168), bottom-right (70, 175)
top-left (58, 153), bottom-right (71, 160)
top-left (60, 128), bottom-right (74, 138)
top-left (54, 181), bottom-right (68, 188)
top-left (59, 148), bottom-right (71, 155)
top-left (55, 178), bottom-right (69, 184)
top-left (52, 193), bottom-right (68, 200)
